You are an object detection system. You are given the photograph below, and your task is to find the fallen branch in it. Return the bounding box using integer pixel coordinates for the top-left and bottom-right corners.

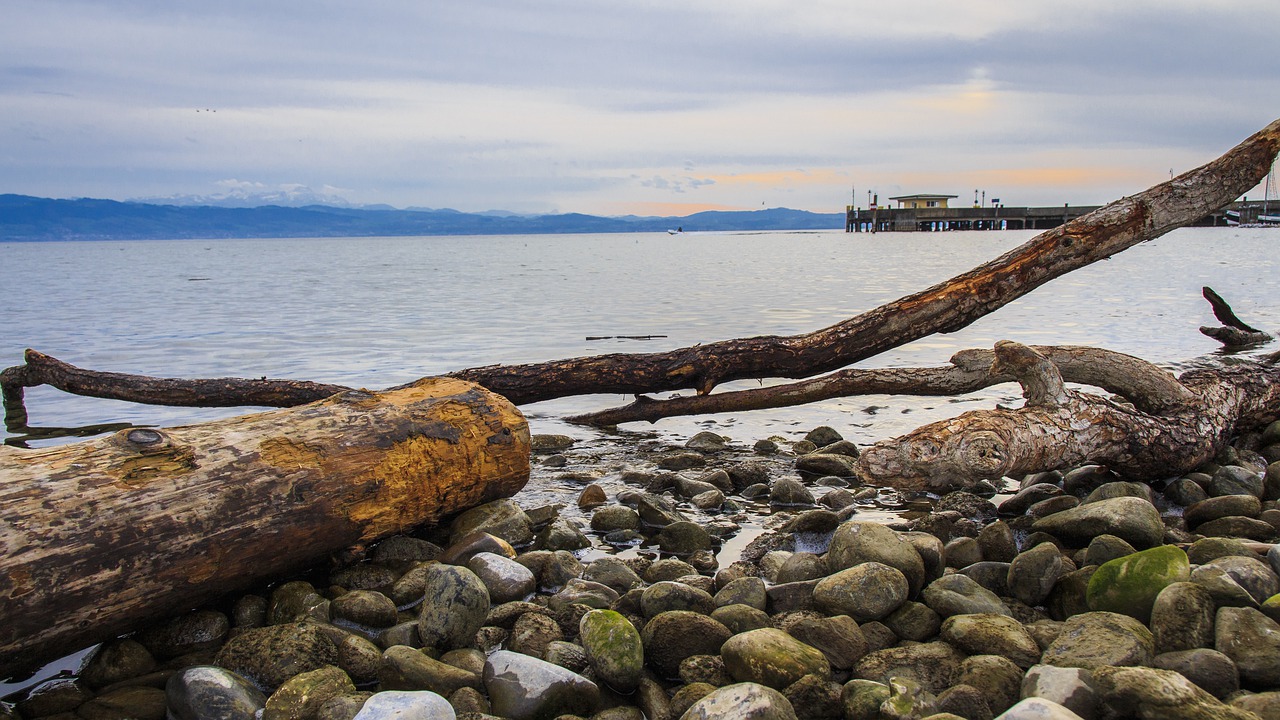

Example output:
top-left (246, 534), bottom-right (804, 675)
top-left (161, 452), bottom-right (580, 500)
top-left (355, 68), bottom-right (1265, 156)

top-left (566, 345), bottom-right (1197, 426)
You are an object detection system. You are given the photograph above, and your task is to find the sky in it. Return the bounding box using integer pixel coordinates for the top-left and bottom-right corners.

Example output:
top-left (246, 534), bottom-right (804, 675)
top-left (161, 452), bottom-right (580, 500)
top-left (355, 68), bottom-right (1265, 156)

top-left (3, 1), bottom-right (1279, 216)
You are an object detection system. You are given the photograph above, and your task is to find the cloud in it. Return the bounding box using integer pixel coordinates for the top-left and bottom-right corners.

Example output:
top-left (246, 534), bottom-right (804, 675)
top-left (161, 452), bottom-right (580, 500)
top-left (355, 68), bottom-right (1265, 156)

top-left (2, 0), bottom-right (1277, 212)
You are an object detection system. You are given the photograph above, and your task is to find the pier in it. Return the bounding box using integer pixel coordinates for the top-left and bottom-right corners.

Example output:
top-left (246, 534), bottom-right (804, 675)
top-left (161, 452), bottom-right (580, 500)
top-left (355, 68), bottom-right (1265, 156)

top-left (845, 201), bottom-right (1244, 232)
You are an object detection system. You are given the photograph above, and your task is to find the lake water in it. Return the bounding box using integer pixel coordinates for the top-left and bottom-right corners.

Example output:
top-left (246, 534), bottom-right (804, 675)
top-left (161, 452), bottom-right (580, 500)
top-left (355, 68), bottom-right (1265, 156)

top-left (2, 226), bottom-right (1277, 449)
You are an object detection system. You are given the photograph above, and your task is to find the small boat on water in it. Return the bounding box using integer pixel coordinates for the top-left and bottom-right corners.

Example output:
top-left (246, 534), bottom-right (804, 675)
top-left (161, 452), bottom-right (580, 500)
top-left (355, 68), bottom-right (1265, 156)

top-left (667, 226), bottom-right (683, 235)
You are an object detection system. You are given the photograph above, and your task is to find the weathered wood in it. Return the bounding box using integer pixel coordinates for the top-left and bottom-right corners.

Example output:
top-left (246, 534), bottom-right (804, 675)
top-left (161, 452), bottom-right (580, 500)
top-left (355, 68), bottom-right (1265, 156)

top-left (567, 345), bottom-right (1197, 426)
top-left (0, 377), bottom-right (529, 678)
top-left (1, 349), bottom-right (348, 431)
top-left (1198, 286), bottom-right (1274, 348)
top-left (854, 342), bottom-right (1280, 491)
top-left (4, 118), bottom-right (1278, 429)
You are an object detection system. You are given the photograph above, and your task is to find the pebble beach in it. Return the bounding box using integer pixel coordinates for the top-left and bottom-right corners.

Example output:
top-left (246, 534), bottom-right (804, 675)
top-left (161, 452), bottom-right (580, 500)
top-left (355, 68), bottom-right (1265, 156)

top-left (5, 415), bottom-right (1280, 720)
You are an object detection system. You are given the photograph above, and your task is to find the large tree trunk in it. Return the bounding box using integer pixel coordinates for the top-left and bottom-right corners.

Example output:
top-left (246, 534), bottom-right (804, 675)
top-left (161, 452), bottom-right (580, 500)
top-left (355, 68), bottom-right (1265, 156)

top-left (0, 377), bottom-right (529, 679)
top-left (5, 118), bottom-right (1279, 429)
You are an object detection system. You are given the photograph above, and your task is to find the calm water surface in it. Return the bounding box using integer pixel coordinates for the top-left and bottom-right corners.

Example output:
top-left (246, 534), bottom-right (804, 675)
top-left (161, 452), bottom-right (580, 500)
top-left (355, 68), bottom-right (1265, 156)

top-left (2, 227), bottom-right (1277, 448)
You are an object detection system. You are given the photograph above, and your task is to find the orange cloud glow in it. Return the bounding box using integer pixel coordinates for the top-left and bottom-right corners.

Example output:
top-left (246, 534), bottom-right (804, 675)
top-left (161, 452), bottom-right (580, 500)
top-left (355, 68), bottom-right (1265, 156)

top-left (600, 201), bottom-right (749, 217)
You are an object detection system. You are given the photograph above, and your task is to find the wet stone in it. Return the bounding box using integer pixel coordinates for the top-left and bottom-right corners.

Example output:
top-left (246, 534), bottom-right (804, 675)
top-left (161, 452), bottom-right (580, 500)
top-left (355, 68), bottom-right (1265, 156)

top-left (165, 666), bottom-right (266, 720)
top-left (213, 622), bottom-right (338, 690)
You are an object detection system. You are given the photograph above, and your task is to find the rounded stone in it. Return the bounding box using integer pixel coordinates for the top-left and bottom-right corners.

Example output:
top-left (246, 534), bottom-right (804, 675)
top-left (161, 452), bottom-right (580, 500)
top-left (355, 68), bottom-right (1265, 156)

top-left (1031, 496), bottom-right (1164, 549)
top-left (720, 628), bottom-right (831, 689)
top-left (578, 609), bottom-right (644, 693)
top-left (262, 666), bottom-right (355, 720)
top-left (213, 622), bottom-right (339, 690)
top-left (713, 576), bottom-right (767, 610)
top-left (1152, 648), bottom-right (1240, 700)
top-left (590, 505), bottom-right (641, 533)
top-left (680, 682), bottom-right (799, 720)
top-left (657, 520), bottom-right (713, 555)
top-left (137, 609), bottom-right (230, 660)
top-left (581, 556), bottom-right (644, 595)
top-left (711, 604), bottom-right (774, 635)
top-left (641, 580), bottom-right (716, 618)
top-left (330, 590), bottom-right (399, 629)
top-left (1083, 534), bottom-right (1137, 567)
top-left (940, 613), bottom-right (1042, 669)
top-left (1215, 606), bottom-right (1280, 689)
top-left (378, 645), bottom-right (482, 696)
top-left (640, 610), bottom-right (732, 679)
top-left (1085, 545), bottom-right (1190, 624)
top-left (507, 611), bottom-right (564, 659)
top-left (351, 690), bottom-right (455, 720)
top-left (827, 521), bottom-right (926, 595)
top-left (79, 638), bottom-right (157, 690)
top-left (165, 665), bottom-right (267, 720)
top-left (467, 551), bottom-right (537, 604)
top-left (813, 562), bottom-right (909, 622)
top-left (1008, 542), bottom-right (1067, 607)
top-left (416, 564), bottom-right (491, 652)
top-left (1150, 581), bottom-right (1216, 654)
top-left (483, 649), bottom-right (600, 720)
top-left (921, 573), bottom-right (1010, 618)
top-left (1040, 611), bottom-right (1154, 669)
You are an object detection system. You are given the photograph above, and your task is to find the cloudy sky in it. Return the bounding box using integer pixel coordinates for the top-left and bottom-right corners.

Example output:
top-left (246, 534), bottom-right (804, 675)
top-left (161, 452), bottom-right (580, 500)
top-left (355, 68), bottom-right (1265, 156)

top-left (3, 1), bottom-right (1278, 216)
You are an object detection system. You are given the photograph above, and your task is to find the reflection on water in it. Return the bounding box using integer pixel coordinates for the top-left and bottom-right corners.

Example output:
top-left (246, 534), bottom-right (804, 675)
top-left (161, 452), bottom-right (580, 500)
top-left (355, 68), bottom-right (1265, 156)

top-left (1, 226), bottom-right (1276, 447)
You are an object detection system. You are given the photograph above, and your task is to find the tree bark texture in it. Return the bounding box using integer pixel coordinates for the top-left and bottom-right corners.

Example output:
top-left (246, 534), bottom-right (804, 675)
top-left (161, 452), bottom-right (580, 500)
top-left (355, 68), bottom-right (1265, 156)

top-left (0, 377), bottom-right (529, 678)
top-left (854, 342), bottom-right (1280, 491)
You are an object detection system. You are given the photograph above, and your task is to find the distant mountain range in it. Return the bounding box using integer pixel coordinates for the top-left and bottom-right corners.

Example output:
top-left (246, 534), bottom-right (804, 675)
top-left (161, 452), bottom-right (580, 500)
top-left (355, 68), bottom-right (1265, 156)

top-left (0, 194), bottom-right (845, 241)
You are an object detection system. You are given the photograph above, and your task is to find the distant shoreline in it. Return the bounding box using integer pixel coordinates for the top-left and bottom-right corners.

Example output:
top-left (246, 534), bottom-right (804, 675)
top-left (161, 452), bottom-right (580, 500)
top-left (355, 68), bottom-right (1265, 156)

top-left (0, 194), bottom-right (844, 242)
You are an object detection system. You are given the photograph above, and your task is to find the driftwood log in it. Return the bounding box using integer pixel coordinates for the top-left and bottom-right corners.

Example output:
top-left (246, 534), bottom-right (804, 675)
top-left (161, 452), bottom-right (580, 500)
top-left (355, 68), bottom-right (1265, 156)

top-left (854, 341), bottom-right (1280, 490)
top-left (0, 377), bottom-right (529, 678)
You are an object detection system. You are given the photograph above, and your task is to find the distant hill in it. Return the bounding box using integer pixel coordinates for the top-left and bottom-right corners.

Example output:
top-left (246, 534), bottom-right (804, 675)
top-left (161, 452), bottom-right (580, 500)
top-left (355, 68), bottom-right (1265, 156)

top-left (0, 195), bottom-right (845, 241)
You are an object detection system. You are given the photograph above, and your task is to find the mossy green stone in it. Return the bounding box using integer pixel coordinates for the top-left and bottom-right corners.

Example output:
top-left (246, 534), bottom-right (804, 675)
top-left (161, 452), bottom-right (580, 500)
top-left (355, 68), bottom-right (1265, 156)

top-left (1086, 545), bottom-right (1190, 623)
top-left (1262, 594), bottom-right (1280, 624)
top-left (720, 627), bottom-right (831, 690)
top-left (579, 609), bottom-right (644, 693)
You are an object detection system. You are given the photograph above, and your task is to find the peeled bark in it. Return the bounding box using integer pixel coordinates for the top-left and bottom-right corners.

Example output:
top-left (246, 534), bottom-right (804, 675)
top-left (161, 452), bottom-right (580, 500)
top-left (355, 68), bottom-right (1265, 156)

top-left (0, 377), bottom-right (529, 679)
top-left (854, 342), bottom-right (1280, 491)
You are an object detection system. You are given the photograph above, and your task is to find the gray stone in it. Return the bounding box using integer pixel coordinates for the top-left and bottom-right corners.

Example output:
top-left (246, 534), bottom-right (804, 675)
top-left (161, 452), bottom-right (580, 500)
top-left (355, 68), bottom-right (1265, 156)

top-left (1186, 537), bottom-right (1259, 565)
top-left (806, 426), bottom-right (844, 446)
top-left (921, 573), bottom-right (1011, 618)
top-left (945, 536), bottom-right (984, 569)
top-left (449, 498), bottom-right (534, 547)
top-left (641, 580), bottom-right (716, 617)
top-left (998, 483), bottom-right (1064, 517)
top-left (548, 578), bottom-right (619, 610)
top-left (165, 666), bottom-right (266, 720)
top-left (416, 564), bottom-right (490, 651)
top-left (1230, 691), bottom-right (1280, 720)
top-left (1008, 542), bottom-right (1067, 607)
top-left (581, 556), bottom-right (644, 595)
top-left (686, 431), bottom-right (728, 451)
top-left (483, 649), bottom-right (600, 720)
top-left (978, 521), bottom-right (1019, 563)
top-left (1089, 665), bottom-right (1257, 720)
top-left (641, 610), bottom-right (732, 679)
top-left (1215, 606), bottom-right (1280, 689)
top-left (853, 641), bottom-right (965, 695)
top-left (1150, 581), bottom-right (1216, 654)
top-left (1195, 515), bottom-right (1277, 541)
top-left (1031, 496), bottom-right (1164, 549)
top-left (827, 521), bottom-right (927, 595)
top-left (467, 552), bottom-right (537, 604)
top-left (1186, 494), bottom-right (1263, 527)
top-left (680, 682), bottom-right (799, 719)
top-left (1164, 478), bottom-right (1210, 507)
top-left (883, 601), bottom-right (941, 642)
top-left (350, 690), bottom-right (454, 719)
top-left (590, 505), bottom-right (641, 533)
top-left (770, 477), bottom-right (816, 506)
top-left (996, 697), bottom-right (1088, 720)
top-left (813, 562), bottom-right (909, 622)
top-left (1040, 612), bottom-right (1154, 669)
top-left (1083, 535), bottom-right (1136, 567)
top-left (786, 614), bottom-right (868, 670)
top-left (79, 638), bottom-right (157, 690)
top-left (1020, 664), bottom-right (1097, 720)
top-left (1152, 648), bottom-right (1239, 700)
top-left (507, 611), bottom-right (563, 659)
top-left (213, 622), bottom-right (338, 690)
top-left (1201, 554), bottom-right (1280, 604)
top-left (536, 518), bottom-right (592, 551)
top-left (795, 453), bottom-right (858, 478)
top-left (330, 590), bottom-right (399, 629)
top-left (657, 520), bottom-right (714, 555)
top-left (940, 613), bottom-right (1042, 669)
top-left (957, 655), bottom-right (1024, 715)
top-left (379, 645), bottom-right (482, 696)
top-left (714, 576), bottom-right (767, 610)
top-left (1208, 465), bottom-right (1265, 498)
